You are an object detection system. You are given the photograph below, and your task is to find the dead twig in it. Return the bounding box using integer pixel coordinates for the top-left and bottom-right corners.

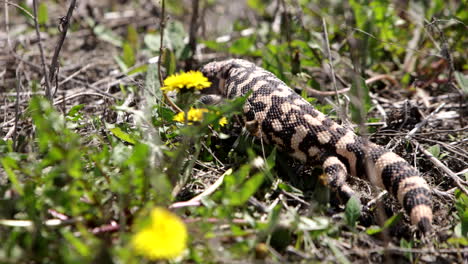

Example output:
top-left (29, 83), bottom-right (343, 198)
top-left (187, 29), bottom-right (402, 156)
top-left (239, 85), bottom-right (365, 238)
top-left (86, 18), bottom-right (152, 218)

top-left (48, 0), bottom-right (77, 95)
top-left (186, 0), bottom-right (200, 69)
top-left (32, 0), bottom-right (53, 101)
top-left (322, 18), bottom-right (340, 107)
top-left (157, 0), bottom-right (182, 113)
top-left (412, 139), bottom-right (468, 196)
top-left (169, 169), bottom-right (232, 209)
top-left (405, 102), bottom-right (446, 140)
top-left (1, 1), bottom-right (34, 20)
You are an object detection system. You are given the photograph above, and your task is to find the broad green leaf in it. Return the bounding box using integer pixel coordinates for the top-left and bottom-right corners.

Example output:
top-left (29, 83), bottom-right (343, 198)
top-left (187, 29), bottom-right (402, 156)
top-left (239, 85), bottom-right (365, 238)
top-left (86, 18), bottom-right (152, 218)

top-left (232, 172), bottom-right (264, 205)
top-left (454, 71), bottom-right (468, 94)
top-left (67, 104), bottom-right (84, 117)
top-left (165, 21), bottom-right (186, 58)
top-left (109, 127), bottom-right (137, 145)
top-left (447, 236), bottom-right (468, 246)
top-left (229, 37), bottom-right (256, 55)
top-left (366, 213), bottom-right (402, 235)
top-left (328, 239), bottom-right (351, 264)
top-left (114, 55), bottom-right (128, 73)
top-left (144, 63), bottom-right (161, 106)
top-left (144, 33), bottom-right (161, 51)
top-left (127, 64), bottom-right (148, 76)
top-left (94, 24), bottom-right (123, 47)
top-left (400, 238), bottom-right (413, 262)
top-left (1, 157), bottom-right (23, 195)
top-left (62, 230), bottom-right (91, 257)
top-left (345, 196), bottom-right (361, 228)
top-left (383, 213), bottom-right (402, 229)
top-left (247, 0), bottom-right (267, 15)
top-left (122, 42), bottom-right (135, 67)
top-left (366, 226), bottom-right (383, 235)
top-left (427, 145), bottom-right (441, 158)
top-left (350, 78), bottom-right (372, 126)
top-left (163, 49), bottom-right (176, 76)
top-left (127, 25), bottom-right (139, 49)
top-left (38, 2), bottom-right (49, 25)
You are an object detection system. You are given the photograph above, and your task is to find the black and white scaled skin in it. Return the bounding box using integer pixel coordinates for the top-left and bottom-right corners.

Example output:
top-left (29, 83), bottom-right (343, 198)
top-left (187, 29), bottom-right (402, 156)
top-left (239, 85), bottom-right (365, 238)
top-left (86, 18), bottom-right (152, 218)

top-left (200, 59), bottom-right (433, 233)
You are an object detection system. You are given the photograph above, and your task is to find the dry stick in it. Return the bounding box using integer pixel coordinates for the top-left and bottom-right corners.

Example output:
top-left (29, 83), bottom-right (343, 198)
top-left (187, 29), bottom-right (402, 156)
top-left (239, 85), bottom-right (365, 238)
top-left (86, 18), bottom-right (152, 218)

top-left (48, 0), bottom-right (77, 96)
top-left (157, 0), bottom-right (182, 113)
top-left (322, 18), bottom-right (341, 108)
top-left (32, 0), bottom-right (52, 101)
top-left (1, 1), bottom-right (34, 20)
top-left (169, 169), bottom-right (232, 209)
top-left (373, 245), bottom-right (468, 254)
top-left (1, 78), bottom-right (118, 129)
top-left (405, 102), bottom-right (446, 140)
top-left (12, 66), bottom-right (21, 147)
top-left (413, 140), bottom-right (468, 196)
top-left (186, 0), bottom-right (199, 69)
top-left (3, 0), bottom-right (11, 48)
top-left (303, 73), bottom-right (399, 97)
top-left (52, 92), bottom-right (111, 106)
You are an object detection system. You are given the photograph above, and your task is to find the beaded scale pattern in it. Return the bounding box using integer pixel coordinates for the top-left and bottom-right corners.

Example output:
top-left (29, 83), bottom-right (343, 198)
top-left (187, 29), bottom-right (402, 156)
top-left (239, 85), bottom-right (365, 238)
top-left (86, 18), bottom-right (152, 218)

top-left (200, 59), bottom-right (433, 232)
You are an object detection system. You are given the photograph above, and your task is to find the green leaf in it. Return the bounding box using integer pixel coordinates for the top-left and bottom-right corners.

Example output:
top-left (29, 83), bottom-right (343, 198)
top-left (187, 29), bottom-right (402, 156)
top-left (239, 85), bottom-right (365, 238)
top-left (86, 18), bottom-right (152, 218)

top-left (345, 196), bottom-right (361, 228)
top-left (162, 49), bottom-right (176, 76)
top-left (427, 144), bottom-right (441, 158)
top-left (62, 230), bottom-right (91, 257)
top-left (127, 25), bottom-right (139, 50)
top-left (93, 24), bottom-right (123, 47)
top-left (455, 190), bottom-right (468, 237)
top-left (127, 64), bottom-right (148, 76)
top-left (447, 236), bottom-right (468, 246)
top-left (247, 0), bottom-right (267, 15)
top-left (38, 3), bottom-right (49, 25)
top-left (400, 238), bottom-right (413, 262)
top-left (462, 209), bottom-right (468, 237)
top-left (383, 213), bottom-right (402, 229)
top-left (224, 163), bottom-right (265, 206)
top-left (114, 55), bottom-right (128, 72)
top-left (122, 42), bottom-right (135, 67)
top-left (350, 78), bottom-right (372, 126)
top-left (366, 213), bottom-right (402, 235)
top-left (454, 71), bottom-right (468, 94)
top-left (165, 21), bottom-right (186, 58)
top-left (232, 172), bottom-right (264, 205)
top-left (366, 226), bottom-right (383, 235)
top-left (67, 104), bottom-right (85, 117)
top-left (109, 127), bottom-right (137, 145)
top-left (144, 63), bottom-right (161, 107)
top-left (1, 157), bottom-right (23, 196)
top-left (229, 37), bottom-right (256, 55)
top-left (327, 239), bottom-right (351, 264)
top-left (144, 33), bottom-right (161, 51)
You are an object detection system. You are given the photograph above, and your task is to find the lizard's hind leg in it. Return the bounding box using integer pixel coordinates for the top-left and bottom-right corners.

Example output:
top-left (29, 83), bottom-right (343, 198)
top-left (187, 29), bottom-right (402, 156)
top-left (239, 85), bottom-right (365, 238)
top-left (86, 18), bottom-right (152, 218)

top-left (320, 155), bottom-right (357, 203)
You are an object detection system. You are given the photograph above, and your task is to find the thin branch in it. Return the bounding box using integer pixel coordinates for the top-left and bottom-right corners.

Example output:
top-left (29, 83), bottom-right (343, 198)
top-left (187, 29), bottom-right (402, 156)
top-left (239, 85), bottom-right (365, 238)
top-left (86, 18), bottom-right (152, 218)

top-left (412, 140), bottom-right (468, 196)
top-left (157, 0), bottom-right (182, 113)
top-left (48, 0), bottom-right (77, 95)
top-left (170, 169), bottom-right (232, 209)
top-left (186, 0), bottom-right (200, 69)
top-left (32, 0), bottom-right (52, 101)
top-left (405, 102), bottom-right (446, 140)
top-left (322, 18), bottom-right (340, 105)
top-left (1, 1), bottom-right (34, 20)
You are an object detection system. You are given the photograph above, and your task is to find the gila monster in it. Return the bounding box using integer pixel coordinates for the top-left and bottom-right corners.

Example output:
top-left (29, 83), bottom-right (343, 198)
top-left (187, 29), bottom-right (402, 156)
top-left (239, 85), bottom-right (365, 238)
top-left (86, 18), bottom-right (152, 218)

top-left (200, 59), bottom-right (433, 233)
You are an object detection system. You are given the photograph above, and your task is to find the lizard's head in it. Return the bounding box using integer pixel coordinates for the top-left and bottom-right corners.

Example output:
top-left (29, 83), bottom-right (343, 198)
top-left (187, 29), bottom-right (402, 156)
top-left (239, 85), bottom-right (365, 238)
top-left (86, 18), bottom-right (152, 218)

top-left (199, 59), bottom-right (235, 96)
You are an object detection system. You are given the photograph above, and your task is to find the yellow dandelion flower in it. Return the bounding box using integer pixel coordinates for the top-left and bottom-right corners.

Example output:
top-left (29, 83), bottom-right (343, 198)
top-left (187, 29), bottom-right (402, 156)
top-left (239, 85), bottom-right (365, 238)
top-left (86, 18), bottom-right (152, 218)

top-left (161, 71), bottom-right (211, 93)
top-left (219, 117), bottom-right (228, 127)
top-left (173, 108), bottom-right (228, 126)
top-left (131, 207), bottom-right (188, 260)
